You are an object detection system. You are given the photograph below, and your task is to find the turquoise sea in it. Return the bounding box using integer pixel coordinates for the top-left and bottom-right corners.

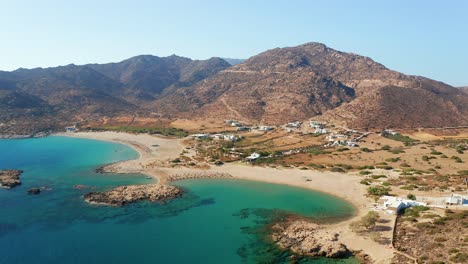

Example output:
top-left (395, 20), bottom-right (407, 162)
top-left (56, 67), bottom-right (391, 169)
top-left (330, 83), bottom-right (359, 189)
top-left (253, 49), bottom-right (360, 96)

top-left (0, 136), bottom-right (358, 263)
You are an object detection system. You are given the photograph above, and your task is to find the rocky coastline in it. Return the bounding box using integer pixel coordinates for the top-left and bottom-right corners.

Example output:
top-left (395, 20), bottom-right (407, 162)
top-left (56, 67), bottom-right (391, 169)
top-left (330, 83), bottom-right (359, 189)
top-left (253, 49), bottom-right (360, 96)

top-left (0, 131), bottom-right (52, 139)
top-left (83, 184), bottom-right (182, 206)
top-left (270, 218), bottom-right (350, 259)
top-left (0, 170), bottom-right (23, 188)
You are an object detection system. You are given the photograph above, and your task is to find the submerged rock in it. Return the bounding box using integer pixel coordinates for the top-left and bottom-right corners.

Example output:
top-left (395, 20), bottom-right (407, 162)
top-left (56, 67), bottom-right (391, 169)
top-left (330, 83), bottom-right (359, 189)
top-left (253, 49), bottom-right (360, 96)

top-left (83, 184), bottom-right (182, 206)
top-left (271, 218), bottom-right (349, 258)
top-left (27, 188), bottom-right (41, 195)
top-left (0, 170), bottom-right (23, 188)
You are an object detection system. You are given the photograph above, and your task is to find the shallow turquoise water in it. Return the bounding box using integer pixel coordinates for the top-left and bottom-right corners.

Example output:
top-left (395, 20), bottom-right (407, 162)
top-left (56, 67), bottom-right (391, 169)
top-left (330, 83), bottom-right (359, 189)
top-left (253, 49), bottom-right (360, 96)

top-left (0, 136), bottom-right (358, 263)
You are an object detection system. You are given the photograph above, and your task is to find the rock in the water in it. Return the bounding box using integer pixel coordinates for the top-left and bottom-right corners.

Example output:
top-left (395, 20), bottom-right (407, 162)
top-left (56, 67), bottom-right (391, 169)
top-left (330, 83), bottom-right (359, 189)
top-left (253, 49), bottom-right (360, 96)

top-left (0, 170), bottom-right (23, 188)
top-left (83, 184), bottom-right (182, 206)
top-left (271, 218), bottom-right (349, 258)
top-left (27, 188), bottom-right (41, 195)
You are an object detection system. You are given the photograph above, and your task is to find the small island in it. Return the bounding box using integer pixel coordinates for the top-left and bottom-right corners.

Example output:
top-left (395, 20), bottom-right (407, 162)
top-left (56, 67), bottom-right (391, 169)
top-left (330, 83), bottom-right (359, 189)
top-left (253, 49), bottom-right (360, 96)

top-left (83, 184), bottom-right (183, 206)
top-left (0, 170), bottom-right (23, 188)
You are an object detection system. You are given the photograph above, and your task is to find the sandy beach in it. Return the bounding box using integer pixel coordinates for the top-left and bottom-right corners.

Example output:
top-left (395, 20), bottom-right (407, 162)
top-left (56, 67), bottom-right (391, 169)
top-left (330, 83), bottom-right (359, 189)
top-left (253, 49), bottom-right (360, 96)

top-left (61, 131), bottom-right (394, 263)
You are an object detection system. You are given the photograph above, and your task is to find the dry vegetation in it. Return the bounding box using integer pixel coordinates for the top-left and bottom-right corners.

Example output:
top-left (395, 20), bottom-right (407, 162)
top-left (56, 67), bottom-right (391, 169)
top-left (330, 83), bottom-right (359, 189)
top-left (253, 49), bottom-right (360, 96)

top-left (393, 208), bottom-right (468, 263)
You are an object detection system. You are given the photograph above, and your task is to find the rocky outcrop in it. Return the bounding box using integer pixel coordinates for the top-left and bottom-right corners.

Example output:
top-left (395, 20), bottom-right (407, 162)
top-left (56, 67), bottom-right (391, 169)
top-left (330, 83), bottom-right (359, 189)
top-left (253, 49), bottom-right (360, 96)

top-left (83, 184), bottom-right (182, 206)
top-left (27, 188), bottom-right (41, 195)
top-left (0, 170), bottom-right (23, 188)
top-left (271, 218), bottom-right (349, 258)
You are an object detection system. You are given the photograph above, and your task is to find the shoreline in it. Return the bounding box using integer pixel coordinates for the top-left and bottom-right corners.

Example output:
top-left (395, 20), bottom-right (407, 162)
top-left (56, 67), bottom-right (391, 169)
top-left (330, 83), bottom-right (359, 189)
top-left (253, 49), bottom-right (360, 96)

top-left (56, 131), bottom-right (394, 263)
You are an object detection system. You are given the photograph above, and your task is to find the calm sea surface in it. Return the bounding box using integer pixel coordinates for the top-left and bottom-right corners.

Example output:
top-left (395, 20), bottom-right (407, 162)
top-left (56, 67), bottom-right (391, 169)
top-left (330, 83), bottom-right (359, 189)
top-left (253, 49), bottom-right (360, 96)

top-left (0, 136), bottom-right (357, 263)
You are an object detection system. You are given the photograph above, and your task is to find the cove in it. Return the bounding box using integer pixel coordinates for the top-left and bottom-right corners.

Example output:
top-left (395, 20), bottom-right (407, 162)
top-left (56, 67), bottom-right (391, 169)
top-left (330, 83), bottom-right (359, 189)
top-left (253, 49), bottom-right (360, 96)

top-left (0, 136), bottom-right (357, 263)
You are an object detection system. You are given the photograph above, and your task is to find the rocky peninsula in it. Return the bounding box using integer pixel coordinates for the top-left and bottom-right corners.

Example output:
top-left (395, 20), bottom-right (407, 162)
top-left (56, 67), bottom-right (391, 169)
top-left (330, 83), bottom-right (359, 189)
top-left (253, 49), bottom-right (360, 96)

top-left (83, 184), bottom-right (182, 206)
top-left (0, 170), bottom-right (23, 188)
top-left (271, 218), bottom-right (350, 258)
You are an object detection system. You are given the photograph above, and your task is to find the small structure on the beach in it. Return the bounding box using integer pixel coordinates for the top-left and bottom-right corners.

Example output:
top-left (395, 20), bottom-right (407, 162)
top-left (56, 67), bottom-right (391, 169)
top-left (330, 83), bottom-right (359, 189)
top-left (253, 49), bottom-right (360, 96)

top-left (379, 196), bottom-right (427, 214)
top-left (245, 152), bottom-right (261, 162)
top-left (65, 125), bottom-right (77, 133)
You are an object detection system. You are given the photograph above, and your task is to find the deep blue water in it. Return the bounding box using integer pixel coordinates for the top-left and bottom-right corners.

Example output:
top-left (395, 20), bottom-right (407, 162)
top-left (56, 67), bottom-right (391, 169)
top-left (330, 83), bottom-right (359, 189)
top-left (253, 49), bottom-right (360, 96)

top-left (0, 136), bottom-right (357, 263)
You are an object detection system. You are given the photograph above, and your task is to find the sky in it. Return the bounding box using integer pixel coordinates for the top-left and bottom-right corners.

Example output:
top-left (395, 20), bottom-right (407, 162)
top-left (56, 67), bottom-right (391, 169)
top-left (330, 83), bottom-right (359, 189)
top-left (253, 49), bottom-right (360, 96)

top-left (0, 0), bottom-right (467, 86)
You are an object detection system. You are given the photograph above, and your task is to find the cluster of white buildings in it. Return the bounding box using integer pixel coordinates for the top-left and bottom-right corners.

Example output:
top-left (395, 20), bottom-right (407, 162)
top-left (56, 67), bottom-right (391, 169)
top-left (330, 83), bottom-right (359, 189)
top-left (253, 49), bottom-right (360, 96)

top-left (286, 121), bottom-right (301, 129)
top-left (377, 196), bottom-right (427, 214)
top-left (308, 121), bottom-right (329, 134)
top-left (191, 133), bottom-right (242, 141)
top-left (324, 133), bottom-right (358, 147)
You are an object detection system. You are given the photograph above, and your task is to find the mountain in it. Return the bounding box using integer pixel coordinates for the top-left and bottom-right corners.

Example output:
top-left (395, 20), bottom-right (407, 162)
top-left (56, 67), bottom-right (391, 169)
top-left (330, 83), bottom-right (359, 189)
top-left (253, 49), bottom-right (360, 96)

top-left (222, 58), bottom-right (245, 66)
top-left (0, 56), bottom-right (230, 134)
top-left (459, 86), bottom-right (468, 94)
top-left (155, 42), bottom-right (468, 128)
top-left (1, 42), bottom-right (467, 134)
top-left (87, 55), bottom-right (230, 101)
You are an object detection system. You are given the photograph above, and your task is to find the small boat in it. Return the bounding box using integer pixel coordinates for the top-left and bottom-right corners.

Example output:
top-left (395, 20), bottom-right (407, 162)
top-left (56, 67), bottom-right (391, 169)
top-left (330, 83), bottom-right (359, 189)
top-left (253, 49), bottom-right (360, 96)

top-left (145, 176), bottom-right (152, 179)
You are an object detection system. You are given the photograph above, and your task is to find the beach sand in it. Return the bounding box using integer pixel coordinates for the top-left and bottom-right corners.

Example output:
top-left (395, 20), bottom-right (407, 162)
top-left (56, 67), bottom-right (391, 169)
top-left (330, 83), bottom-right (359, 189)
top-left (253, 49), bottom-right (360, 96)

top-left (61, 131), bottom-right (394, 263)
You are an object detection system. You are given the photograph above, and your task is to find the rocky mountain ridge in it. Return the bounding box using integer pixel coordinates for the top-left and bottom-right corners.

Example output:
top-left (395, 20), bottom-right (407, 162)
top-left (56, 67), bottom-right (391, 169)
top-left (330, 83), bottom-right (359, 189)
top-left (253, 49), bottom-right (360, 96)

top-left (1, 42), bottom-right (467, 133)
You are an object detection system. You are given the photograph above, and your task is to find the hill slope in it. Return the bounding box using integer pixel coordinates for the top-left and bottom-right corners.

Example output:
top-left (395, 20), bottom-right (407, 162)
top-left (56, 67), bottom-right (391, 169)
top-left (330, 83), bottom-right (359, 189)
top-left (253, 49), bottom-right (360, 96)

top-left (155, 42), bottom-right (468, 128)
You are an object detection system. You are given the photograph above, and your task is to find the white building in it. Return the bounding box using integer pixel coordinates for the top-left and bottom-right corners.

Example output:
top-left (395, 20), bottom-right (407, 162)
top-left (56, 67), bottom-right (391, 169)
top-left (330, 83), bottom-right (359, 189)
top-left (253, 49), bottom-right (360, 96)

top-left (314, 128), bottom-right (328, 134)
top-left (379, 196), bottom-right (427, 214)
top-left (191, 133), bottom-right (210, 139)
top-left (445, 194), bottom-right (468, 206)
top-left (65, 125), bottom-right (77, 133)
top-left (310, 121), bottom-right (324, 129)
top-left (245, 152), bottom-right (261, 162)
top-left (286, 121), bottom-right (301, 128)
top-left (383, 129), bottom-right (399, 136)
top-left (259, 126), bottom-right (274, 131)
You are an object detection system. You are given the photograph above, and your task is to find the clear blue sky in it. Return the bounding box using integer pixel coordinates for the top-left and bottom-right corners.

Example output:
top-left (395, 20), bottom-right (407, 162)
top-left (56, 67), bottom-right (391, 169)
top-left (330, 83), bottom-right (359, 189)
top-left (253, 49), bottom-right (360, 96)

top-left (1, 0), bottom-right (467, 86)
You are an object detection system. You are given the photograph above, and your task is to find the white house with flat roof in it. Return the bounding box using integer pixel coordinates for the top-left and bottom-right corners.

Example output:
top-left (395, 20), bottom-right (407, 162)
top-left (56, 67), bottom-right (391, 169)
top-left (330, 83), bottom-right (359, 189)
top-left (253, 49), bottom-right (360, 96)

top-left (379, 196), bottom-right (427, 214)
top-left (445, 194), bottom-right (468, 206)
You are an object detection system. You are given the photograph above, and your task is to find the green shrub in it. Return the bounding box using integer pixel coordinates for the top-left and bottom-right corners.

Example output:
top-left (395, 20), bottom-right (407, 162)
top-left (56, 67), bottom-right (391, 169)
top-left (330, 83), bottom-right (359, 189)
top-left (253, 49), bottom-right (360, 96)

top-left (407, 194), bottom-right (416, 200)
top-left (451, 156), bottom-right (463, 163)
top-left (385, 157), bottom-right (400, 162)
top-left (360, 147), bottom-right (372, 152)
top-left (367, 186), bottom-right (390, 197)
top-left (360, 180), bottom-right (371, 185)
top-left (308, 163), bottom-right (325, 169)
top-left (381, 145), bottom-right (391, 151)
top-left (330, 167), bottom-right (345, 173)
top-left (335, 164), bottom-right (353, 170)
top-left (359, 170), bottom-right (372, 175)
top-left (384, 134), bottom-right (418, 143)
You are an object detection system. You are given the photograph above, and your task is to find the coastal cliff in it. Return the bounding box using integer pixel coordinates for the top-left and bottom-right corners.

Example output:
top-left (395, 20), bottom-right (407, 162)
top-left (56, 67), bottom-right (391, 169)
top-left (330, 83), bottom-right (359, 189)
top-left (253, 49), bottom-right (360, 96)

top-left (0, 170), bottom-right (23, 188)
top-left (83, 184), bottom-right (182, 206)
